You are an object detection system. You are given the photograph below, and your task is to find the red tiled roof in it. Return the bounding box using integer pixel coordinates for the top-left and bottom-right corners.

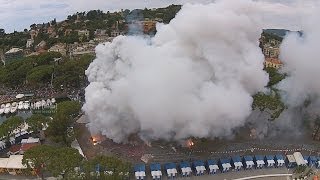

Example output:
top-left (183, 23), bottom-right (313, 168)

top-left (20, 143), bottom-right (39, 152)
top-left (265, 58), bottom-right (282, 65)
top-left (9, 144), bottom-right (21, 153)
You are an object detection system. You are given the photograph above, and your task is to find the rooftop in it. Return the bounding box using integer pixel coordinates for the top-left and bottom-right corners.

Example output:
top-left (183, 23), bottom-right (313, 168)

top-left (21, 137), bottom-right (40, 144)
top-left (9, 144), bottom-right (21, 153)
top-left (0, 158), bottom-right (9, 168)
top-left (265, 155), bottom-right (274, 160)
top-left (232, 156), bottom-right (241, 162)
top-left (287, 155), bottom-right (296, 163)
top-left (275, 154), bottom-right (284, 160)
top-left (165, 163), bottom-right (176, 170)
top-left (180, 161), bottom-right (191, 168)
top-left (254, 155), bottom-right (264, 160)
top-left (20, 143), bottom-right (39, 152)
top-left (5, 48), bottom-right (23, 54)
top-left (134, 164), bottom-right (146, 172)
top-left (194, 160), bottom-right (205, 167)
top-left (207, 159), bottom-right (217, 165)
top-left (6, 155), bottom-right (26, 169)
top-left (150, 163), bottom-right (161, 171)
top-left (265, 57), bottom-right (282, 65)
top-left (244, 156), bottom-right (253, 161)
top-left (293, 152), bottom-right (306, 166)
top-left (220, 158), bottom-right (231, 164)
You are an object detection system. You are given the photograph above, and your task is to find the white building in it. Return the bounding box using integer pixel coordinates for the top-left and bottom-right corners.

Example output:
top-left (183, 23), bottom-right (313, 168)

top-left (180, 162), bottom-right (192, 177)
top-left (48, 43), bottom-right (67, 56)
top-left (232, 156), bottom-right (243, 170)
top-left (207, 160), bottom-right (219, 174)
top-left (254, 155), bottom-right (265, 168)
top-left (219, 159), bottom-right (231, 172)
top-left (150, 163), bottom-right (162, 180)
top-left (26, 39), bottom-right (34, 48)
top-left (293, 152), bottom-right (307, 166)
top-left (134, 164), bottom-right (146, 180)
top-left (265, 155), bottom-right (275, 167)
top-left (275, 155), bottom-right (285, 167)
top-left (165, 163), bottom-right (177, 178)
top-left (194, 161), bottom-right (206, 176)
top-left (21, 137), bottom-right (40, 144)
top-left (0, 155), bottom-right (27, 175)
top-left (243, 156), bottom-right (254, 169)
top-left (78, 30), bottom-right (90, 38)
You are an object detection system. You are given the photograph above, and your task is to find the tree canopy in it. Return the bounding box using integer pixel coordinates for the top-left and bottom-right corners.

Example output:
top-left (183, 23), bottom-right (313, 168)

top-left (0, 116), bottom-right (24, 140)
top-left (26, 114), bottom-right (50, 133)
top-left (0, 52), bottom-right (61, 87)
top-left (23, 145), bottom-right (83, 179)
top-left (46, 101), bottom-right (81, 145)
top-left (68, 155), bottom-right (131, 180)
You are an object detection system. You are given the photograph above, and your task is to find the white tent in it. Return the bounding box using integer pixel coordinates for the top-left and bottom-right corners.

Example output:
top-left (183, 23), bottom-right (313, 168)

top-left (222, 163), bottom-right (231, 171)
top-left (209, 164), bottom-right (219, 173)
top-left (181, 167), bottom-right (192, 176)
top-left (0, 158), bottom-right (9, 169)
top-left (134, 171), bottom-right (145, 179)
top-left (277, 159), bottom-right (285, 167)
top-left (234, 162), bottom-right (243, 170)
top-left (266, 159), bottom-right (275, 167)
top-left (166, 168), bottom-right (177, 177)
top-left (293, 152), bottom-right (306, 166)
top-left (195, 165), bottom-right (206, 175)
top-left (256, 160), bottom-right (265, 168)
top-left (15, 94), bottom-right (24, 99)
top-left (245, 161), bottom-right (254, 169)
top-left (151, 170), bottom-right (162, 179)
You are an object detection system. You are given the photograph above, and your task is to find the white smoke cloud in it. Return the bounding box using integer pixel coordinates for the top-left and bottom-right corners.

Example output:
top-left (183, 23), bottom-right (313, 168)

top-left (83, 0), bottom-right (270, 143)
top-left (278, 4), bottom-right (320, 107)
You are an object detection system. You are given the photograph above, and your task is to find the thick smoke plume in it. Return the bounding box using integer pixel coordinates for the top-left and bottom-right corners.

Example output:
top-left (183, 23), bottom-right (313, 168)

top-left (83, 0), bottom-right (270, 143)
top-left (278, 6), bottom-right (320, 109)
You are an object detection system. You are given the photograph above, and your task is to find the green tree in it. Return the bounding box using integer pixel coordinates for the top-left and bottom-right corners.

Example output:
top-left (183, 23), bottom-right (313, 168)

top-left (47, 147), bottom-right (83, 178)
top-left (22, 145), bottom-right (55, 179)
top-left (79, 155), bottom-right (131, 180)
top-left (26, 114), bottom-right (50, 134)
top-left (26, 65), bottom-right (53, 86)
top-left (46, 101), bottom-right (81, 144)
top-left (252, 92), bottom-right (285, 120)
top-left (53, 55), bottom-right (92, 88)
top-left (0, 116), bottom-right (24, 140)
top-left (265, 67), bottom-right (286, 87)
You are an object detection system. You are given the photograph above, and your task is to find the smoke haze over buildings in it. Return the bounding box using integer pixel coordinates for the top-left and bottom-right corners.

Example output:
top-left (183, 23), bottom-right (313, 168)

top-left (83, 0), bottom-right (319, 143)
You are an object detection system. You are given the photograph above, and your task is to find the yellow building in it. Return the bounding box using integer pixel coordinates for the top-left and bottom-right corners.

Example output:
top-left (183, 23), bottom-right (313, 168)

top-left (264, 58), bottom-right (282, 69)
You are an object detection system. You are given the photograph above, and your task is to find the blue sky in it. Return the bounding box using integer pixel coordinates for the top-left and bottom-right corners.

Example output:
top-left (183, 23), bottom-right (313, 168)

top-left (0, 0), bottom-right (317, 33)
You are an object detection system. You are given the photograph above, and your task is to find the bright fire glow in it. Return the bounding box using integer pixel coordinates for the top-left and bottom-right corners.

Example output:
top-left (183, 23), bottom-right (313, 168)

top-left (186, 139), bottom-right (194, 148)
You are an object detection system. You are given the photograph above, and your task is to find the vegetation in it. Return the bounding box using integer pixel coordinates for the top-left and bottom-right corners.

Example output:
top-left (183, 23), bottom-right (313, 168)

top-left (68, 155), bottom-right (131, 180)
top-left (252, 92), bottom-right (285, 120)
top-left (22, 145), bottom-right (83, 179)
top-left (0, 52), bottom-right (61, 87)
top-left (265, 67), bottom-right (286, 87)
top-left (0, 52), bottom-right (93, 88)
top-left (0, 116), bottom-right (24, 141)
top-left (252, 66), bottom-right (287, 120)
top-left (46, 101), bottom-right (81, 145)
top-left (26, 114), bottom-right (50, 134)
top-left (23, 145), bottom-right (131, 180)
top-left (53, 54), bottom-right (94, 89)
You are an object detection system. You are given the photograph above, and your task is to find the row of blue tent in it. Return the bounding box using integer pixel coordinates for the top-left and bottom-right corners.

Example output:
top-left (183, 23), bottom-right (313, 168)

top-left (134, 153), bottom-right (320, 180)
